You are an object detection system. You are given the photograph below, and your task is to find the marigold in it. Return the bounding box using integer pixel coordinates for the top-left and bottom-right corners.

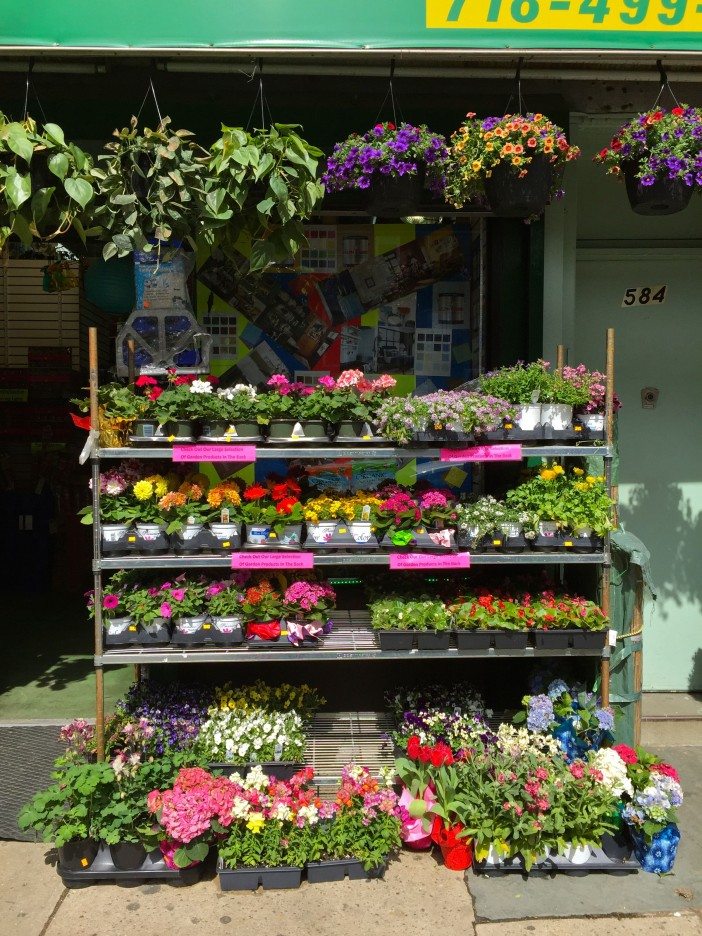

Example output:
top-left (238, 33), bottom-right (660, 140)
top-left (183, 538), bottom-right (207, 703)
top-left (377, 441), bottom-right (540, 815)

top-left (540, 469), bottom-right (556, 481)
top-left (552, 465), bottom-right (564, 475)
top-left (133, 480), bottom-right (154, 501)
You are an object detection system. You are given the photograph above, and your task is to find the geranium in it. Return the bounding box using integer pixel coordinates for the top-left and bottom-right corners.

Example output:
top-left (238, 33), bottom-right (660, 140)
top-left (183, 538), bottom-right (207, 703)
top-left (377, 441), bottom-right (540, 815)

top-left (323, 122), bottom-right (449, 195)
top-left (594, 105), bottom-right (702, 189)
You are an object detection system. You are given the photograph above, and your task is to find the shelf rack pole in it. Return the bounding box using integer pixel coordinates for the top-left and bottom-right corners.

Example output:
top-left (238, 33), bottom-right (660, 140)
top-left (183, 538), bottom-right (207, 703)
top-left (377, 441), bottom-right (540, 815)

top-left (599, 327), bottom-right (616, 709)
top-left (89, 327), bottom-right (106, 760)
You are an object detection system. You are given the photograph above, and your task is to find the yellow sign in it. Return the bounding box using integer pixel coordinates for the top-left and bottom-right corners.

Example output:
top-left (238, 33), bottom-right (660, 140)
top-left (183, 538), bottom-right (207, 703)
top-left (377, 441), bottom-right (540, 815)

top-left (427, 0), bottom-right (701, 31)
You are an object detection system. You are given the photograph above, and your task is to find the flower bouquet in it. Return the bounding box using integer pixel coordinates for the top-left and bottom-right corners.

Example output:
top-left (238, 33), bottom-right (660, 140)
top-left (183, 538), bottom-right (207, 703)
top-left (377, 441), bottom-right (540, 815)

top-left (446, 112), bottom-right (579, 218)
top-left (322, 121), bottom-right (449, 215)
top-left (240, 579), bottom-right (285, 645)
top-left (241, 477), bottom-right (304, 547)
top-left (615, 745), bottom-right (684, 873)
top-left (594, 104), bottom-right (702, 216)
top-left (281, 581), bottom-right (336, 646)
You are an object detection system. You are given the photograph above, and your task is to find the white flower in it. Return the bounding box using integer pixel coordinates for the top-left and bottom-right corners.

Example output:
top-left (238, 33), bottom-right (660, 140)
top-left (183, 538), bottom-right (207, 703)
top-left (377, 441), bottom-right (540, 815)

top-left (588, 748), bottom-right (634, 798)
top-left (271, 802), bottom-right (293, 822)
top-left (237, 743), bottom-right (249, 758)
top-left (190, 379), bottom-right (213, 394)
top-left (253, 738), bottom-right (263, 750)
top-left (298, 804), bottom-right (319, 826)
top-left (232, 796), bottom-right (251, 819)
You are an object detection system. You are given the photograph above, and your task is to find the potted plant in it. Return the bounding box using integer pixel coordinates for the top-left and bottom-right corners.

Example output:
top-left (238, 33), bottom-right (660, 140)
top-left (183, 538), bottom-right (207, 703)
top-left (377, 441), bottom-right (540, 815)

top-left (561, 365), bottom-right (621, 435)
top-left (78, 462), bottom-right (146, 554)
top-left (616, 745), bottom-right (684, 873)
top-left (147, 765), bottom-right (237, 869)
top-left (477, 361), bottom-right (550, 432)
top-left (204, 579), bottom-right (245, 645)
top-left (375, 487), bottom-right (455, 550)
top-left (204, 123), bottom-right (324, 272)
top-left (205, 480), bottom-right (243, 549)
top-left (165, 577), bottom-right (209, 645)
top-left (91, 116), bottom-right (209, 260)
top-left (555, 758), bottom-right (619, 864)
top-left (87, 576), bottom-right (139, 646)
top-left (306, 765), bottom-right (403, 882)
top-left (374, 394), bottom-right (430, 444)
top-left (304, 371), bottom-right (397, 440)
top-left (370, 596), bottom-right (414, 651)
top-left (72, 382), bottom-right (150, 447)
top-left (450, 592), bottom-right (529, 650)
top-left (531, 592), bottom-right (608, 650)
top-left (123, 580), bottom-right (173, 645)
top-left (594, 105), bottom-right (702, 216)
top-left (241, 478), bottom-right (304, 546)
top-left (370, 596), bottom-right (450, 650)
top-left (152, 373), bottom-right (204, 440)
top-left (557, 467), bottom-right (614, 548)
top-left (217, 767), bottom-right (322, 890)
top-left (158, 480), bottom-right (211, 553)
top-left (446, 112), bottom-right (580, 218)
top-left (124, 474), bottom-right (171, 552)
top-left (255, 375), bottom-right (312, 439)
top-left (322, 121), bottom-right (449, 215)
top-left (302, 492), bottom-right (382, 547)
top-left (386, 683), bottom-right (490, 756)
top-left (393, 739), bottom-right (438, 851)
top-left (281, 580), bottom-right (336, 646)
top-left (0, 113), bottom-right (96, 250)
top-left (505, 463), bottom-right (578, 550)
top-left (197, 383), bottom-right (261, 441)
top-left (240, 579), bottom-right (285, 644)
top-left (18, 760), bottom-right (115, 871)
top-left (431, 763), bottom-right (477, 871)
top-left (197, 709), bottom-right (306, 771)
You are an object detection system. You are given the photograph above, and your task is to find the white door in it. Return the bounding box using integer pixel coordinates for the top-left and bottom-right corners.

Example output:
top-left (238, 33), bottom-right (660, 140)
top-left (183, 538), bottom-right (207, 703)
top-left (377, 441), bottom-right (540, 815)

top-left (575, 248), bottom-right (702, 691)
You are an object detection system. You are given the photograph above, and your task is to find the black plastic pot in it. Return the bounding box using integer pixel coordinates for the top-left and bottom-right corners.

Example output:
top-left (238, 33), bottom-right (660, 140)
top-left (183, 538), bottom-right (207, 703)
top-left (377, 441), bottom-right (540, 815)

top-left (623, 165), bottom-right (693, 216)
top-left (132, 419), bottom-right (162, 441)
top-left (484, 154), bottom-right (554, 218)
top-left (199, 420), bottom-right (261, 441)
top-left (218, 862), bottom-right (302, 891)
top-left (266, 419), bottom-right (299, 440)
top-left (58, 838), bottom-right (100, 871)
top-left (109, 842), bottom-right (147, 871)
top-left (601, 829), bottom-right (633, 861)
top-left (377, 630), bottom-right (414, 651)
top-left (492, 631), bottom-right (529, 650)
top-left (365, 168), bottom-right (426, 217)
top-left (416, 631), bottom-right (451, 651)
top-left (162, 419), bottom-right (197, 440)
top-left (298, 419), bottom-right (330, 439)
top-left (306, 858), bottom-right (386, 883)
top-left (533, 630), bottom-right (605, 650)
top-left (210, 762), bottom-right (304, 781)
top-left (454, 630), bottom-right (493, 651)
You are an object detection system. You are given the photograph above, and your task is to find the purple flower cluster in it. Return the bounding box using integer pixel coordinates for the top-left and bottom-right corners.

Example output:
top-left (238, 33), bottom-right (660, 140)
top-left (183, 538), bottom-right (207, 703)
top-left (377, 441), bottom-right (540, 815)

top-left (322, 122), bottom-right (449, 195)
top-left (527, 694), bottom-right (555, 732)
top-left (113, 681), bottom-right (212, 756)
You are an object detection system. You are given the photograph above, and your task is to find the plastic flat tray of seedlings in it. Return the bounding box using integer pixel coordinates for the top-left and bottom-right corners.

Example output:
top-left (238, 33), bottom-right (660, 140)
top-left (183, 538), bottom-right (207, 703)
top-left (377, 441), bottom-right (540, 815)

top-left (58, 844), bottom-right (204, 887)
top-left (474, 846), bottom-right (639, 877)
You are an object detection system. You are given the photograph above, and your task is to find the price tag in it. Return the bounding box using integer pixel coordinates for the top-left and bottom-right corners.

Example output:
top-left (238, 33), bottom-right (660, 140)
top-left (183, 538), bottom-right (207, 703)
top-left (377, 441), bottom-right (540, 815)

top-left (231, 552), bottom-right (314, 570)
top-left (389, 552), bottom-right (471, 571)
top-left (172, 444), bottom-right (256, 462)
top-left (440, 444), bottom-right (522, 462)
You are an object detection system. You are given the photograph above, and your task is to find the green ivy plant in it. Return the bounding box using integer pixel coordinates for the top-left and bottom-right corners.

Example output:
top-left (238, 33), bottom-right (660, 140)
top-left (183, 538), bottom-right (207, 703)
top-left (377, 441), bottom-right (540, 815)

top-left (0, 113), bottom-right (95, 249)
top-left (204, 123), bottom-right (325, 272)
top-left (91, 116), bottom-right (210, 260)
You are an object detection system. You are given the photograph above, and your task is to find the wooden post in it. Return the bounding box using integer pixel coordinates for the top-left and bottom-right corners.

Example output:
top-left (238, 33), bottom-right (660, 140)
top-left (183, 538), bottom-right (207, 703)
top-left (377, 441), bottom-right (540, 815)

top-left (555, 344), bottom-right (566, 375)
top-left (89, 326), bottom-right (99, 433)
top-left (127, 337), bottom-right (136, 384)
top-left (89, 327), bottom-right (106, 760)
top-left (632, 568), bottom-right (644, 746)
top-left (600, 564), bottom-right (611, 709)
top-left (605, 328), bottom-right (615, 447)
top-left (95, 667), bottom-right (105, 760)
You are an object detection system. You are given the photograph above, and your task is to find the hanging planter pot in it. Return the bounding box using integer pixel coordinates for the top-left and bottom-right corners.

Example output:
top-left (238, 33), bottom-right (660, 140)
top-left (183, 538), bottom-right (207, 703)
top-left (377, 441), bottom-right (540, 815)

top-left (484, 154), bottom-right (554, 218)
top-left (623, 165), bottom-right (693, 216)
top-left (365, 168), bottom-right (427, 217)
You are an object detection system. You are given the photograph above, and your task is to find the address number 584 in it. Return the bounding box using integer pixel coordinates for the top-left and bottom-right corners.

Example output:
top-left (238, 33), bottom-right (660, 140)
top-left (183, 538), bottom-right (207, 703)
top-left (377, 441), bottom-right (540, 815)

top-left (621, 285), bottom-right (667, 307)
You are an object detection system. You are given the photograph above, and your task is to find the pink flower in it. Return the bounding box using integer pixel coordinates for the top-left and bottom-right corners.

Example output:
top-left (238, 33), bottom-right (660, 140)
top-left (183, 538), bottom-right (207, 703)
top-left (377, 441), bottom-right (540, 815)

top-left (159, 602), bottom-right (173, 618)
top-left (267, 374), bottom-right (291, 389)
top-left (102, 594), bottom-right (119, 610)
top-left (170, 589), bottom-right (186, 602)
top-left (535, 767), bottom-right (549, 781)
top-left (569, 762), bottom-right (585, 779)
top-left (318, 375), bottom-right (336, 390)
top-left (371, 374), bottom-right (397, 391)
top-left (335, 369), bottom-right (365, 389)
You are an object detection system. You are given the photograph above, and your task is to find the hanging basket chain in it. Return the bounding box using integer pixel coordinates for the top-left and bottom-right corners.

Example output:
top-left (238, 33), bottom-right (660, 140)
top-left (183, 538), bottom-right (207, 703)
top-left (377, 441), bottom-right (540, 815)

top-left (136, 76), bottom-right (164, 127)
top-left (503, 57), bottom-right (527, 116)
top-left (653, 59), bottom-right (681, 109)
top-left (374, 58), bottom-right (403, 125)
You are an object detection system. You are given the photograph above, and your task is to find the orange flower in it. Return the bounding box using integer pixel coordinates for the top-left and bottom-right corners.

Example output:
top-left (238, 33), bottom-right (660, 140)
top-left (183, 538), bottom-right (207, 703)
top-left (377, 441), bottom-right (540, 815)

top-left (502, 143), bottom-right (514, 154)
top-left (512, 156), bottom-right (522, 166)
top-left (514, 144), bottom-right (524, 154)
top-left (527, 137), bottom-right (537, 148)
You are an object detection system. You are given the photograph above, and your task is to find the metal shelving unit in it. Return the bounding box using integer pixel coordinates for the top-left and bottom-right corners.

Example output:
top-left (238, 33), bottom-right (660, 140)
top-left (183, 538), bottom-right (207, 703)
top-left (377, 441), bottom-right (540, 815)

top-left (85, 327), bottom-right (617, 760)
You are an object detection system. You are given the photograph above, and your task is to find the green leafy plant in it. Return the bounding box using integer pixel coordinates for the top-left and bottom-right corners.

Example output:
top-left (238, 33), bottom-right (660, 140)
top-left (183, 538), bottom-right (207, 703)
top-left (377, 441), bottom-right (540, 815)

top-left (204, 123), bottom-right (324, 272)
top-left (506, 464), bottom-right (614, 536)
top-left (206, 580), bottom-right (245, 618)
top-left (369, 597), bottom-right (450, 632)
top-left (450, 595), bottom-right (527, 632)
top-left (71, 383), bottom-right (149, 421)
top-left (18, 760), bottom-right (115, 847)
top-left (0, 113), bottom-right (95, 249)
top-left (477, 361), bottom-right (550, 405)
top-left (91, 116), bottom-right (209, 260)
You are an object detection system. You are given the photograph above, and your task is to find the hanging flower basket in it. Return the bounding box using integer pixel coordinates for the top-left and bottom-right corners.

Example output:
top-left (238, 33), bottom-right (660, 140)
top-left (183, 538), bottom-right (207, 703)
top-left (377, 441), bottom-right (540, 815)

top-left (594, 105), bottom-right (702, 217)
top-left (366, 166), bottom-right (427, 216)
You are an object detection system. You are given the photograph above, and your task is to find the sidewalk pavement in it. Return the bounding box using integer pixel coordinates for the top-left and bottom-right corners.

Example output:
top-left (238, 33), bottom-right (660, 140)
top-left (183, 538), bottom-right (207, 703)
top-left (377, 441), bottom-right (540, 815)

top-left (1, 843), bottom-right (700, 936)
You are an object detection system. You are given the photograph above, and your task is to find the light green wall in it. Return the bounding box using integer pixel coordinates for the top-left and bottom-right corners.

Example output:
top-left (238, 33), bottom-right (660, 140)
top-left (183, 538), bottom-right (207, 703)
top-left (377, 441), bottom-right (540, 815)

top-left (543, 116), bottom-right (702, 691)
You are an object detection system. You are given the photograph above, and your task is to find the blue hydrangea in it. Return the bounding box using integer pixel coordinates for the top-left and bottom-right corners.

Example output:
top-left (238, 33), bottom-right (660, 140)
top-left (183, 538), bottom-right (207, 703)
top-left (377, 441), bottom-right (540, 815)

top-left (527, 694), bottom-right (555, 733)
top-left (547, 679), bottom-right (569, 700)
top-left (595, 708), bottom-right (615, 732)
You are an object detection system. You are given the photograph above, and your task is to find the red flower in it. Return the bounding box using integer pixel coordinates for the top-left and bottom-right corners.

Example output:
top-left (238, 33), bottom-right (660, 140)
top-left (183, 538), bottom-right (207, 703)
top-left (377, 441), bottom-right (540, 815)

top-left (135, 375), bottom-right (157, 387)
top-left (598, 148), bottom-right (608, 159)
top-left (651, 763), bottom-right (680, 784)
top-left (672, 106), bottom-right (685, 116)
top-left (244, 484), bottom-right (268, 502)
top-left (406, 735), bottom-right (421, 759)
top-left (417, 746), bottom-right (432, 764)
top-left (271, 482), bottom-right (291, 502)
top-left (612, 744), bottom-right (638, 765)
top-left (611, 139), bottom-right (622, 151)
top-left (147, 386), bottom-right (163, 401)
top-left (174, 375), bottom-right (194, 386)
top-left (205, 374), bottom-right (219, 385)
top-left (430, 743), bottom-right (454, 767)
top-left (276, 496), bottom-right (299, 515)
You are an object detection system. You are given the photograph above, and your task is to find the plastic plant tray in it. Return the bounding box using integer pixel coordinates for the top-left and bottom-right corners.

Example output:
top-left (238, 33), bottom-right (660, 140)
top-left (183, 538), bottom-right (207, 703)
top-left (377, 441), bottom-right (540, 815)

top-left (474, 846), bottom-right (639, 876)
top-left (58, 844), bottom-right (203, 887)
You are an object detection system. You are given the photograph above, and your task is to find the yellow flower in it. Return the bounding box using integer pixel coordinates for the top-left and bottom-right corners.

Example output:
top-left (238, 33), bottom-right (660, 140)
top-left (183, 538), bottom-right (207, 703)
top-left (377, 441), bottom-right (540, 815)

top-left (471, 160), bottom-right (482, 172)
top-left (133, 480), bottom-right (154, 501)
top-left (552, 465), bottom-right (564, 475)
top-left (572, 467), bottom-right (584, 476)
top-left (246, 813), bottom-right (265, 834)
top-left (575, 482), bottom-right (590, 492)
top-left (486, 142), bottom-right (494, 151)
top-left (596, 475), bottom-right (605, 483)
top-left (145, 474), bottom-right (168, 497)
top-left (586, 476), bottom-right (596, 484)
top-left (540, 469), bottom-right (556, 481)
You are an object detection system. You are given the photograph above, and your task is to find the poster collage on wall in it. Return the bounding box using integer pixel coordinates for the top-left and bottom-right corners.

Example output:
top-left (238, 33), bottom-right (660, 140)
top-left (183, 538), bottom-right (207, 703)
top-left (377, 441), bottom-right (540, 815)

top-left (194, 221), bottom-right (481, 494)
